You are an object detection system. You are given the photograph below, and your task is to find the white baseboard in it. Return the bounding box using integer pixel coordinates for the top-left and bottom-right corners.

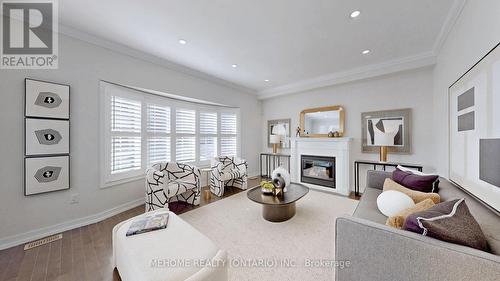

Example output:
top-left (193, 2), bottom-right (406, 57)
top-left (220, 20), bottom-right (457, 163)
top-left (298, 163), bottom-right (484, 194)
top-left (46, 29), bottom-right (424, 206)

top-left (0, 198), bottom-right (144, 250)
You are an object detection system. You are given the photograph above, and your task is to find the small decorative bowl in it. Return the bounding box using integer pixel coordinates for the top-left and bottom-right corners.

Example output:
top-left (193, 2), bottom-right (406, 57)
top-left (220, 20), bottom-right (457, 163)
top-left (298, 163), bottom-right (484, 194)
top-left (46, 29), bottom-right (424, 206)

top-left (261, 188), bottom-right (274, 195)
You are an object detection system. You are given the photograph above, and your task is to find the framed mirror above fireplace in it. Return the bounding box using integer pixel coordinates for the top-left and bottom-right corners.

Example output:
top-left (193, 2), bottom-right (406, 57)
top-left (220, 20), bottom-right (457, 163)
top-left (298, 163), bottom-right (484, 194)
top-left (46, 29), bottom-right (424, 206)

top-left (299, 105), bottom-right (345, 137)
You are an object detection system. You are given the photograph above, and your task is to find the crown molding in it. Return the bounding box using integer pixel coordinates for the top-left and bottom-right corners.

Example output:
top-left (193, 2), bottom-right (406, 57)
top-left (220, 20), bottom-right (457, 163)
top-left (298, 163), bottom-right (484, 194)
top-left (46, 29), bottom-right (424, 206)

top-left (432, 0), bottom-right (467, 55)
top-left (257, 52), bottom-right (436, 99)
top-left (58, 0), bottom-right (465, 100)
top-left (58, 24), bottom-right (257, 95)
top-left (257, 0), bottom-right (465, 100)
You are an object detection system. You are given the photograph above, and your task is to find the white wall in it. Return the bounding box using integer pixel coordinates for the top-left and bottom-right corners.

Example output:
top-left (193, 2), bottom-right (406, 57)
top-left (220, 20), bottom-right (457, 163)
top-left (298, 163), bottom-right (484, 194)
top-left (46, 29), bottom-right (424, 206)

top-left (261, 67), bottom-right (435, 191)
top-left (433, 0), bottom-right (500, 176)
top-left (0, 34), bottom-right (261, 248)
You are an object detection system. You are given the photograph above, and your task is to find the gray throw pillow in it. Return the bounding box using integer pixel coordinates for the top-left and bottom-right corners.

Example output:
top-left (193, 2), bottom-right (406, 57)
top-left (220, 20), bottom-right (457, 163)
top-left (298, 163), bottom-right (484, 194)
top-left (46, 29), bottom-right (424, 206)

top-left (404, 199), bottom-right (489, 252)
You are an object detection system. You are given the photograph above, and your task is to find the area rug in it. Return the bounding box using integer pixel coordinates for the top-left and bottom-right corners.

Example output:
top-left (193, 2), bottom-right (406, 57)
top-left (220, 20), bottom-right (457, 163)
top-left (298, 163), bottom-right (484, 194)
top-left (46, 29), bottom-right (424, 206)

top-left (180, 189), bottom-right (359, 281)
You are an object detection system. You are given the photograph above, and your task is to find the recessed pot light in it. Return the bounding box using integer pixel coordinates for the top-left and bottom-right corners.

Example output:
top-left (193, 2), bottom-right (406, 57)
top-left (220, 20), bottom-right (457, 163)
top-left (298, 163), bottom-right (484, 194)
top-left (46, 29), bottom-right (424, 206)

top-left (231, 64), bottom-right (238, 68)
top-left (362, 49), bottom-right (370, 55)
top-left (178, 39), bottom-right (187, 45)
top-left (350, 10), bottom-right (361, 18)
top-left (264, 79), bottom-right (270, 82)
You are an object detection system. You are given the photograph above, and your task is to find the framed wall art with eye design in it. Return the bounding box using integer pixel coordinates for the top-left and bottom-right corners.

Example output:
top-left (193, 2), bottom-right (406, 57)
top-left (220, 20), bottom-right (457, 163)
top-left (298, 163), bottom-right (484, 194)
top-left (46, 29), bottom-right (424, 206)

top-left (24, 78), bottom-right (70, 195)
top-left (25, 78), bottom-right (70, 119)
top-left (25, 156), bottom-right (70, 195)
top-left (25, 118), bottom-right (69, 156)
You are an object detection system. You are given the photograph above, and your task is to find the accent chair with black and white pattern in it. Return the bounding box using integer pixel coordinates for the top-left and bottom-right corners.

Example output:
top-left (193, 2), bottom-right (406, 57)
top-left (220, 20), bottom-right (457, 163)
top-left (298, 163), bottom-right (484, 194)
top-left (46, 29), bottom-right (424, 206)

top-left (145, 162), bottom-right (201, 211)
top-left (210, 156), bottom-right (248, 197)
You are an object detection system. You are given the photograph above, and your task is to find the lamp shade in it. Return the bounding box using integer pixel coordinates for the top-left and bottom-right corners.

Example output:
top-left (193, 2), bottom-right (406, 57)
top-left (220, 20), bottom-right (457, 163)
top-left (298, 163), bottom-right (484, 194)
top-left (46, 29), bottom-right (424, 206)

top-left (269, 134), bottom-right (281, 144)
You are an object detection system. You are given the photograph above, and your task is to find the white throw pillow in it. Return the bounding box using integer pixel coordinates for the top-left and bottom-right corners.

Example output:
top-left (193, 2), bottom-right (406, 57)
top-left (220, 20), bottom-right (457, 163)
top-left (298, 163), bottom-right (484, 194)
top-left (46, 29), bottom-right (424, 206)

top-left (376, 190), bottom-right (415, 217)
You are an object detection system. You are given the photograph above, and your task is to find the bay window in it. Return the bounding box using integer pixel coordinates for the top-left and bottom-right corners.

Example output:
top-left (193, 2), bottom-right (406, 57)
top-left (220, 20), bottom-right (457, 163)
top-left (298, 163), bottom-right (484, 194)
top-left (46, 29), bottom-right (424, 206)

top-left (100, 82), bottom-right (240, 187)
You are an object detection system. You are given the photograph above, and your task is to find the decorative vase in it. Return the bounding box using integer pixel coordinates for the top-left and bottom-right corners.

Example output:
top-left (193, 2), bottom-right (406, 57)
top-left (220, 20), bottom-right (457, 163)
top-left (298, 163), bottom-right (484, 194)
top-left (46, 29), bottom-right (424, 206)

top-left (271, 167), bottom-right (290, 193)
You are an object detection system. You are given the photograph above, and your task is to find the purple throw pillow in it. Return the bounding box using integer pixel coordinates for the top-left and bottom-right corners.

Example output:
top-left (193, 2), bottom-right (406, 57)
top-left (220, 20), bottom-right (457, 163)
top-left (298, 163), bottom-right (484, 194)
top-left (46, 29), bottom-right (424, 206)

top-left (392, 168), bottom-right (439, 193)
top-left (403, 199), bottom-right (489, 252)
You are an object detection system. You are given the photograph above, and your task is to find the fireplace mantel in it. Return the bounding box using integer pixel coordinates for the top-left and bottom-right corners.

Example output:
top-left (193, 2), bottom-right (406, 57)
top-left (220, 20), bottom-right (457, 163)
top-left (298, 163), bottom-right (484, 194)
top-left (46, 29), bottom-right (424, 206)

top-left (291, 137), bottom-right (352, 195)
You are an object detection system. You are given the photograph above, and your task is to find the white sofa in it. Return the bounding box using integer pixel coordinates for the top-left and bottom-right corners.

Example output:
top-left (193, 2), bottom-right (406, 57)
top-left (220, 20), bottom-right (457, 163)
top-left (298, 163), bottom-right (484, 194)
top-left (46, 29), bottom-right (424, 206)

top-left (113, 210), bottom-right (228, 281)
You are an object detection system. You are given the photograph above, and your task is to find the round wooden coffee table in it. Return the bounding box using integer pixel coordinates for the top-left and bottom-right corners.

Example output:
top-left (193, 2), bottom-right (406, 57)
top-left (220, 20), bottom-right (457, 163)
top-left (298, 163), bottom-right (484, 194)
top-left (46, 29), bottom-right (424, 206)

top-left (247, 183), bottom-right (309, 222)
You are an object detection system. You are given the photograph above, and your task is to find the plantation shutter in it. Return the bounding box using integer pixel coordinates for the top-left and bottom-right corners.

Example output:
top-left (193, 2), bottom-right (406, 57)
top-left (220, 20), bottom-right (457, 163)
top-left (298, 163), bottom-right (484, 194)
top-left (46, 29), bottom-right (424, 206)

top-left (176, 109), bottom-right (196, 162)
top-left (147, 104), bottom-right (171, 167)
top-left (110, 96), bottom-right (142, 174)
top-left (220, 112), bottom-right (237, 156)
top-left (199, 112), bottom-right (218, 161)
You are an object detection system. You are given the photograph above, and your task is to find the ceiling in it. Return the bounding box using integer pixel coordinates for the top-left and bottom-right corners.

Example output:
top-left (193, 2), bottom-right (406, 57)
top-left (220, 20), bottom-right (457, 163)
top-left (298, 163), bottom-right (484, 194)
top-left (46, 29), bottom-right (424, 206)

top-left (59, 0), bottom-right (461, 98)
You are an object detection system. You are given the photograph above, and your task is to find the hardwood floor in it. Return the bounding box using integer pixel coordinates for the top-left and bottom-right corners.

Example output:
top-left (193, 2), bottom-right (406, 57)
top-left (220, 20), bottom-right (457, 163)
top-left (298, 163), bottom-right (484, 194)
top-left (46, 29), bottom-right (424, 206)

top-left (0, 179), bottom-right (258, 281)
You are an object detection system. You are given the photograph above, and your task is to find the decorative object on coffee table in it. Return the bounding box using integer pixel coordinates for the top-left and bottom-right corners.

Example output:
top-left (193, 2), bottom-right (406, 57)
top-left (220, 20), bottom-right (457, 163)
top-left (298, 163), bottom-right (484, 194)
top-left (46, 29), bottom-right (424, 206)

top-left (271, 166), bottom-right (291, 197)
top-left (260, 180), bottom-right (275, 195)
top-left (247, 183), bottom-right (309, 222)
top-left (361, 108), bottom-right (411, 155)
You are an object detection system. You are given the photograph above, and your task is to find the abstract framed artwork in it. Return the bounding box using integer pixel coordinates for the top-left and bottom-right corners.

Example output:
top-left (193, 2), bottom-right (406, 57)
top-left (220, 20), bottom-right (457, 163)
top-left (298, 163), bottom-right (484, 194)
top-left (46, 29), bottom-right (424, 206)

top-left (361, 108), bottom-right (411, 154)
top-left (449, 42), bottom-right (500, 212)
top-left (25, 118), bottom-right (69, 156)
top-left (24, 78), bottom-right (70, 196)
top-left (267, 119), bottom-right (291, 148)
top-left (25, 156), bottom-right (70, 195)
top-left (25, 78), bottom-right (70, 119)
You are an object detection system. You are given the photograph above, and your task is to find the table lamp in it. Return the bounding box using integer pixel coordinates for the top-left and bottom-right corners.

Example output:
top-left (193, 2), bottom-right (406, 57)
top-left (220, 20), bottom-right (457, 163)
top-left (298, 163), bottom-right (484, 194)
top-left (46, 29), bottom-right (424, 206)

top-left (269, 134), bottom-right (281, 154)
top-left (373, 127), bottom-right (397, 162)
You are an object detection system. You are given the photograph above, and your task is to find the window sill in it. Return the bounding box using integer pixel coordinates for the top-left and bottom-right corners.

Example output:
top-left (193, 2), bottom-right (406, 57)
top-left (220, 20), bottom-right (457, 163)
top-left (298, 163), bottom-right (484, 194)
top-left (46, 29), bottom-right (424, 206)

top-left (100, 175), bottom-right (145, 189)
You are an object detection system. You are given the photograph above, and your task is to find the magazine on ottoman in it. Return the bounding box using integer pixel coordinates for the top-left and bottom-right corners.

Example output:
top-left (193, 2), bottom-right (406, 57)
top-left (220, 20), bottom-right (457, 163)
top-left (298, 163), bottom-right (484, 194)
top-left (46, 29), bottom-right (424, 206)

top-left (126, 210), bottom-right (169, 236)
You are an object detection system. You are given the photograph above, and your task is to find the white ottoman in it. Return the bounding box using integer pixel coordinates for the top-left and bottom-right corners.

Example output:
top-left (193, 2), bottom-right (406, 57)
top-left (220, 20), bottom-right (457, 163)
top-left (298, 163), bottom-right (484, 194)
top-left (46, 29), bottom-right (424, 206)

top-left (112, 210), bottom-right (227, 281)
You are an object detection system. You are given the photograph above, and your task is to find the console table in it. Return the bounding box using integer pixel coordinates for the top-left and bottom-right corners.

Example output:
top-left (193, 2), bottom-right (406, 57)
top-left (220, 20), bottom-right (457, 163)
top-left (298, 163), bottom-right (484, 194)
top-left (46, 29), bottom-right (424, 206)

top-left (354, 160), bottom-right (423, 196)
top-left (260, 153), bottom-right (291, 178)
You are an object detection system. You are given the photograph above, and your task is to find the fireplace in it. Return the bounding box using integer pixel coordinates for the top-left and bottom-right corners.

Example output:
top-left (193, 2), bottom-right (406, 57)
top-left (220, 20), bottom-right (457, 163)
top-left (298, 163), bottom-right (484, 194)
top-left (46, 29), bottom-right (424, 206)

top-left (301, 155), bottom-right (336, 188)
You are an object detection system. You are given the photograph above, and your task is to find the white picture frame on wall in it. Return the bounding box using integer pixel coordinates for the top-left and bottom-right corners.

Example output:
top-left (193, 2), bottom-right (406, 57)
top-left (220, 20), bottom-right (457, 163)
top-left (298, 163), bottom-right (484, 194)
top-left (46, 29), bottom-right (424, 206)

top-left (25, 156), bottom-right (70, 195)
top-left (448, 42), bottom-right (500, 213)
top-left (25, 78), bottom-right (70, 119)
top-left (25, 118), bottom-right (70, 156)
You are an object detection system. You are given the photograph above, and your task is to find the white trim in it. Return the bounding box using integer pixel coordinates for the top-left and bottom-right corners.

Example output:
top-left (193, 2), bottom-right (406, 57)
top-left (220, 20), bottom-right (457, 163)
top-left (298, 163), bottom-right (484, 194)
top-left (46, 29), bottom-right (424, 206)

top-left (431, 0), bottom-right (467, 56)
top-left (257, 52), bottom-right (436, 99)
top-left (0, 198), bottom-right (144, 251)
top-left (100, 175), bottom-right (144, 189)
top-left (416, 198), bottom-right (464, 236)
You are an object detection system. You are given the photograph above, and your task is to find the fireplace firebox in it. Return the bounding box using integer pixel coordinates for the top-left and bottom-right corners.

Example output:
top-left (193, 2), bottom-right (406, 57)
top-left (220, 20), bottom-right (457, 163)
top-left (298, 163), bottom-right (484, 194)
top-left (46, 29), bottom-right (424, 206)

top-left (301, 155), bottom-right (336, 188)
